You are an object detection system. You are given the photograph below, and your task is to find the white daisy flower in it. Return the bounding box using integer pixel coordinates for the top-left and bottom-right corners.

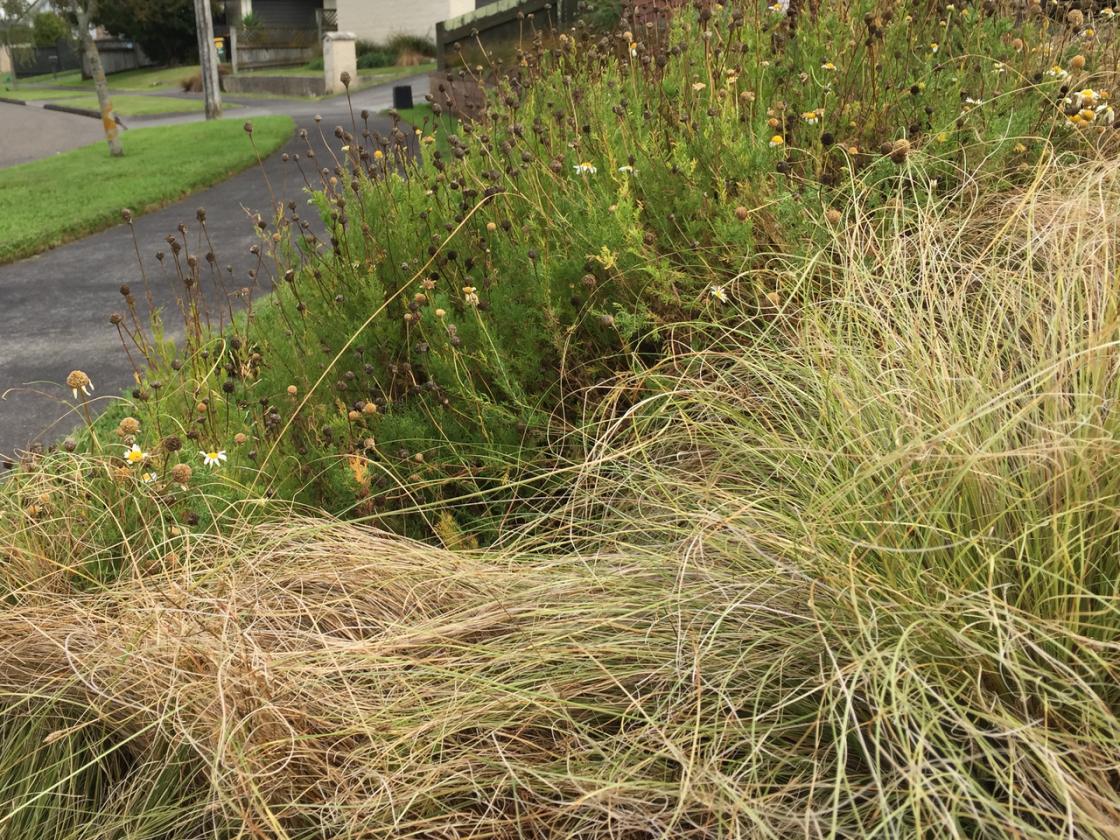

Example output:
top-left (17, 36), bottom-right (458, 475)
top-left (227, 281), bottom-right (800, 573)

top-left (124, 444), bottom-right (148, 465)
top-left (201, 450), bottom-right (227, 468)
top-left (573, 161), bottom-right (597, 175)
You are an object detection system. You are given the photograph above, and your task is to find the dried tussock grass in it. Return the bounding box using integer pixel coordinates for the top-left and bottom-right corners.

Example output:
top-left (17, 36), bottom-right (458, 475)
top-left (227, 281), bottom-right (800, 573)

top-left (0, 520), bottom-right (818, 838)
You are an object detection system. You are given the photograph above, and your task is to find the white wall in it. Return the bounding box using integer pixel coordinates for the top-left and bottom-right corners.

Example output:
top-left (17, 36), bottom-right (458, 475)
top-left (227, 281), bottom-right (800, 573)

top-left (336, 0), bottom-right (466, 42)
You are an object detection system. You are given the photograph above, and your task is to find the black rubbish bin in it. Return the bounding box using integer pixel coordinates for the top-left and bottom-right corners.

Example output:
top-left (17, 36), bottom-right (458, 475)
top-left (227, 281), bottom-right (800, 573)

top-left (393, 85), bottom-right (415, 110)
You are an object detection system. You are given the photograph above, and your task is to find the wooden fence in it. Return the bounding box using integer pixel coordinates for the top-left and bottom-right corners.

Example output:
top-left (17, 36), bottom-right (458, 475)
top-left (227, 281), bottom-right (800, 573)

top-left (8, 40), bottom-right (81, 77)
top-left (82, 38), bottom-right (156, 77)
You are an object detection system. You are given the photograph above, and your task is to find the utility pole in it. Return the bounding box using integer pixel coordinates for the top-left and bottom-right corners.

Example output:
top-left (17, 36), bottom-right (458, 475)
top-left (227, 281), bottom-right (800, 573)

top-left (192, 0), bottom-right (221, 119)
top-left (73, 0), bottom-right (122, 156)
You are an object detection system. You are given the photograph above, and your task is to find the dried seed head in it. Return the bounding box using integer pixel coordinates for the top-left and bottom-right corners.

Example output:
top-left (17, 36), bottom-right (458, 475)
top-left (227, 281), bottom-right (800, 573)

top-left (162, 435), bottom-right (182, 453)
top-left (1070, 54), bottom-right (1086, 70)
top-left (734, 206), bottom-right (749, 221)
top-left (118, 417), bottom-right (141, 435)
top-left (170, 463), bottom-right (192, 486)
top-left (825, 208), bottom-right (842, 224)
top-left (243, 121), bottom-right (254, 134)
top-left (66, 370), bottom-right (92, 393)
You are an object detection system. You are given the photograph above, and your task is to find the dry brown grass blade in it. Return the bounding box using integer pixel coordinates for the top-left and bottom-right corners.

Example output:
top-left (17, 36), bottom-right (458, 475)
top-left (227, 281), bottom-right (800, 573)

top-left (0, 519), bottom-right (816, 837)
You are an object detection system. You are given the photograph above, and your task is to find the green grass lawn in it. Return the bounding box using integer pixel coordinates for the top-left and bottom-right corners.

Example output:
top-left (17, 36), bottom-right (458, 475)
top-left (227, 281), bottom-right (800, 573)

top-left (9, 65), bottom-right (198, 92)
top-left (0, 115), bottom-right (293, 264)
top-left (1, 89), bottom-right (237, 115)
top-left (355, 63), bottom-right (434, 86)
top-left (0, 87), bottom-right (83, 100)
top-left (2, 69), bottom-right (83, 87)
top-left (64, 93), bottom-right (238, 116)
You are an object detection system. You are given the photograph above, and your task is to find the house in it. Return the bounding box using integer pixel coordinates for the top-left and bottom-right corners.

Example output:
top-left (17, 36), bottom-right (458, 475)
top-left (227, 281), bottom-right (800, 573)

top-left (229, 0), bottom-right (475, 43)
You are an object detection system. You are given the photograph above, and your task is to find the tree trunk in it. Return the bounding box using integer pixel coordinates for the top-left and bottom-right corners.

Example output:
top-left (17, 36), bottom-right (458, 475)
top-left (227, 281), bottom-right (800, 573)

top-left (75, 3), bottom-right (122, 157)
top-left (3, 34), bottom-right (17, 91)
top-left (192, 0), bottom-right (222, 120)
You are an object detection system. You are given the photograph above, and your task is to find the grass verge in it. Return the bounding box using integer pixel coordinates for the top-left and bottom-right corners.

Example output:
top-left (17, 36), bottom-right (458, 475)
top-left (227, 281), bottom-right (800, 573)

top-left (0, 115), bottom-right (293, 264)
top-left (2, 92), bottom-right (239, 115)
top-left (61, 94), bottom-right (240, 117)
top-left (5, 65), bottom-right (198, 92)
top-left (0, 88), bottom-right (84, 101)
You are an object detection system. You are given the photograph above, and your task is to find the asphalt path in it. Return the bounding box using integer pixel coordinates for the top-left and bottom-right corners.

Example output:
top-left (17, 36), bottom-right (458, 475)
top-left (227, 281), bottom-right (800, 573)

top-left (0, 101), bottom-right (107, 166)
top-left (0, 76), bottom-right (424, 458)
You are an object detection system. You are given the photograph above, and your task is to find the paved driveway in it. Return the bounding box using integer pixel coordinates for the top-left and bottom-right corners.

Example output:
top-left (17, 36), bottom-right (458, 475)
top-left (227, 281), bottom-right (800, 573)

top-left (0, 77), bottom-right (422, 458)
top-left (0, 102), bottom-right (108, 167)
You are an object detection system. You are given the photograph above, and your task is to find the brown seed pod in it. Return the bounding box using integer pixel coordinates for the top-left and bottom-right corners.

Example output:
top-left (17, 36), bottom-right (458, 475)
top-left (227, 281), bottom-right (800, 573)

top-left (170, 463), bottom-right (192, 486)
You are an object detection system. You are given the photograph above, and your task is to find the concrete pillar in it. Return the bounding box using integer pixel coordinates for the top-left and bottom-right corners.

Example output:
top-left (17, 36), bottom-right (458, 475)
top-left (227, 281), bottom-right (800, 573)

top-left (323, 31), bottom-right (357, 95)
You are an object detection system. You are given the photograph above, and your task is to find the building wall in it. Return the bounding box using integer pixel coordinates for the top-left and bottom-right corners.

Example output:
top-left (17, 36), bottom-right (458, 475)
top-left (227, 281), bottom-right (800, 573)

top-left (336, 0), bottom-right (470, 42)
